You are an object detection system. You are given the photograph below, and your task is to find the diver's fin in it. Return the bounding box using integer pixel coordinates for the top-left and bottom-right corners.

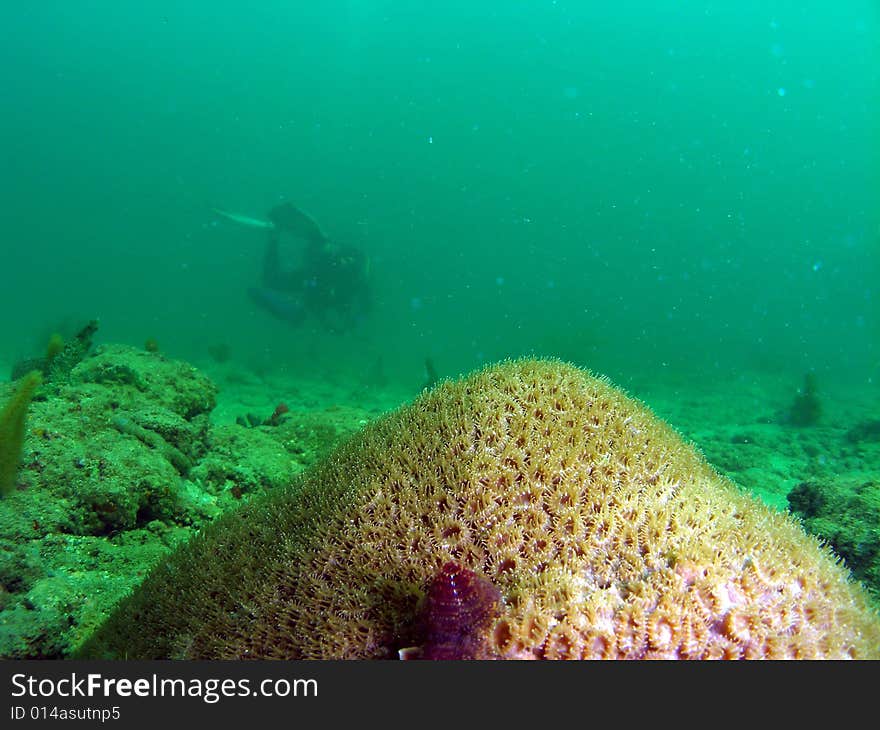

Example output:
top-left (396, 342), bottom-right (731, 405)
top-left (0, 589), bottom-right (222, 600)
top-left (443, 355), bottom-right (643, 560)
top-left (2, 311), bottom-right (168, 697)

top-left (212, 208), bottom-right (275, 229)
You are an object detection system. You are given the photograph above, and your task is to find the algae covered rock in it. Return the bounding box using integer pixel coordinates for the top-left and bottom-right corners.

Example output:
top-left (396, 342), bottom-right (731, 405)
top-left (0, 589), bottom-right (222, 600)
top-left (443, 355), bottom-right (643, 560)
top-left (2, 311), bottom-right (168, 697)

top-left (10, 345), bottom-right (218, 535)
top-left (788, 479), bottom-right (880, 601)
top-left (190, 424), bottom-right (300, 498)
top-left (70, 344), bottom-right (216, 418)
top-left (78, 359), bottom-right (880, 660)
top-left (0, 344), bottom-right (307, 658)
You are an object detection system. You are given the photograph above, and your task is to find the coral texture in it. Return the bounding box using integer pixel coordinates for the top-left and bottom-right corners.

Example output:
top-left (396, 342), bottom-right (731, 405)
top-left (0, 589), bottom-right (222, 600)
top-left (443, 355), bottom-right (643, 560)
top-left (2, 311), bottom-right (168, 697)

top-left (79, 359), bottom-right (880, 659)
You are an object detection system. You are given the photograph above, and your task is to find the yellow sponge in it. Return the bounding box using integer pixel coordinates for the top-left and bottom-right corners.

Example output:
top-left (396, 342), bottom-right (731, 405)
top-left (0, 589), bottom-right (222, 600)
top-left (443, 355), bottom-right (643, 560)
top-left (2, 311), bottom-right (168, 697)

top-left (78, 359), bottom-right (880, 659)
top-left (0, 370), bottom-right (41, 497)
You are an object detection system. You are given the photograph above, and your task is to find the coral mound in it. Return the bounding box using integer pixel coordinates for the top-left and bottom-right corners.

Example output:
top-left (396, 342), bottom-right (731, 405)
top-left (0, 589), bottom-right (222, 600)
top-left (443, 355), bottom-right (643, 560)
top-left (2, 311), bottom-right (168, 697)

top-left (79, 359), bottom-right (880, 659)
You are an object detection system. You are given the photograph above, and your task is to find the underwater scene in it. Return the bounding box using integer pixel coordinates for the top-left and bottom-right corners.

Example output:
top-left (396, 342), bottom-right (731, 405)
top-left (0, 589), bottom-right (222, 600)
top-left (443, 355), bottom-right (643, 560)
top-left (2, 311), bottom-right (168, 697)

top-left (0, 2), bottom-right (878, 659)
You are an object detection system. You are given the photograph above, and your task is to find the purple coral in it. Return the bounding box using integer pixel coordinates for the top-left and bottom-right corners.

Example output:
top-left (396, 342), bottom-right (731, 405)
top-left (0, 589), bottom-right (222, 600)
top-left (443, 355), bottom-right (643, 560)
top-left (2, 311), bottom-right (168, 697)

top-left (416, 561), bottom-right (502, 660)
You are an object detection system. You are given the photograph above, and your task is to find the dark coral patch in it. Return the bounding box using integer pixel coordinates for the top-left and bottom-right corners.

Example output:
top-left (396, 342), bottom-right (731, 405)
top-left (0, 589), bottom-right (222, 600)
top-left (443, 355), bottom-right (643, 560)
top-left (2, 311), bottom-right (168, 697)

top-left (415, 561), bottom-right (502, 660)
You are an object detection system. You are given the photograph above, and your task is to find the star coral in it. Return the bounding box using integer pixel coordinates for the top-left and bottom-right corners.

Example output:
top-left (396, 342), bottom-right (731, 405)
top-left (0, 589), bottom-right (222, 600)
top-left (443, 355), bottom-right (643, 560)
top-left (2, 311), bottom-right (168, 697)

top-left (78, 359), bottom-right (880, 659)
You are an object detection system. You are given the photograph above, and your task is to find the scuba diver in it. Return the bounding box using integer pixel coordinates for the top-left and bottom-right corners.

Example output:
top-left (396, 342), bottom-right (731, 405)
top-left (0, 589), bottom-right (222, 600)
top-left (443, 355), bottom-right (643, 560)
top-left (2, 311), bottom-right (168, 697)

top-left (214, 202), bottom-right (371, 333)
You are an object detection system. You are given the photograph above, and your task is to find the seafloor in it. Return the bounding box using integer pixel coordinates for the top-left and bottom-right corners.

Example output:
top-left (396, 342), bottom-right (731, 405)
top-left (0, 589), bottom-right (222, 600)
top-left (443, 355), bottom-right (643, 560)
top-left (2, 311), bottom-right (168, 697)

top-left (0, 341), bottom-right (877, 658)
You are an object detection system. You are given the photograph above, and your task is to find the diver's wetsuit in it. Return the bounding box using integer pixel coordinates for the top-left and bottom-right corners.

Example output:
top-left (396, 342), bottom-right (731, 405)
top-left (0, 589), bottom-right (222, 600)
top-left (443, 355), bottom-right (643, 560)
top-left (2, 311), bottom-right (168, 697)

top-left (249, 203), bottom-right (371, 332)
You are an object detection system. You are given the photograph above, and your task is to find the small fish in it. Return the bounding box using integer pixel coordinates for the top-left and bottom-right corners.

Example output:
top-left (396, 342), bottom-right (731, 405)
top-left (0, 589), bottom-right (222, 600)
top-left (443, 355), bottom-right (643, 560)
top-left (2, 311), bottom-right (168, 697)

top-left (212, 208), bottom-right (275, 229)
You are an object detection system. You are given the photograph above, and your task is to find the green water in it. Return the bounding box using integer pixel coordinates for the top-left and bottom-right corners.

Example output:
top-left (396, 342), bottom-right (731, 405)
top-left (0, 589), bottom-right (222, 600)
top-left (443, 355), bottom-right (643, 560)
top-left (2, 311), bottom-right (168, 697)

top-left (2, 1), bottom-right (876, 387)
